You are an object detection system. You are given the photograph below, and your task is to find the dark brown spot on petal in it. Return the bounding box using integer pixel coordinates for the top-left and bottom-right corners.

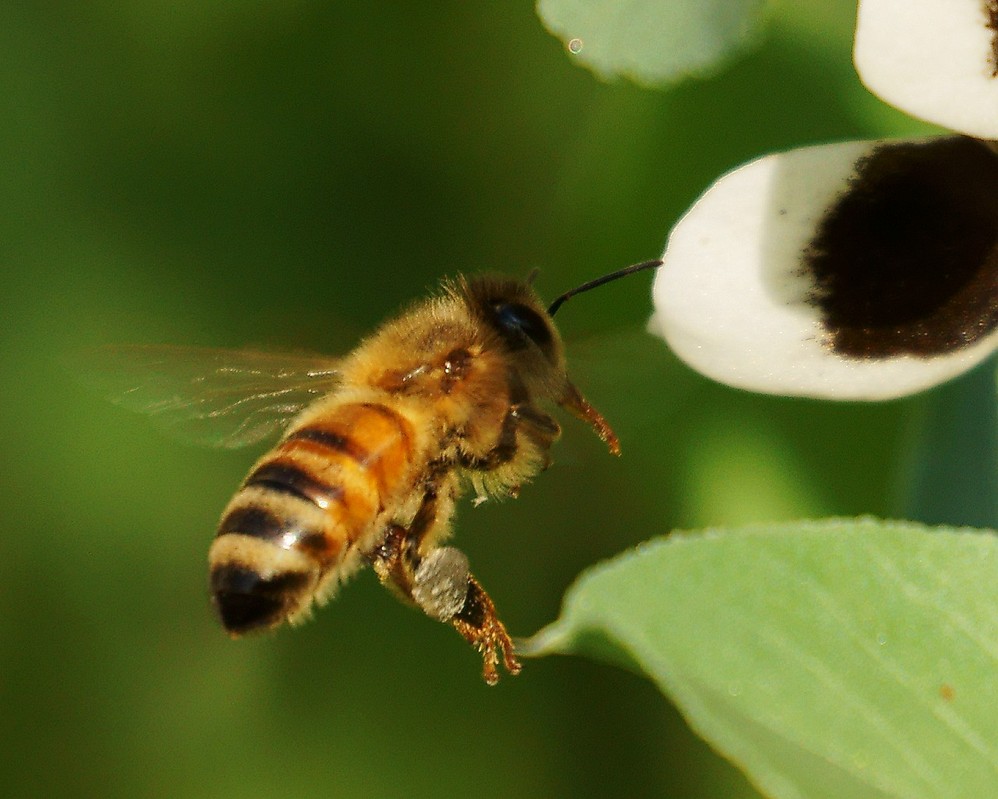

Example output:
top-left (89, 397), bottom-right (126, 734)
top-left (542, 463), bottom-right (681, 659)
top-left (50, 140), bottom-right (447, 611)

top-left (804, 136), bottom-right (998, 358)
top-left (986, 1), bottom-right (998, 77)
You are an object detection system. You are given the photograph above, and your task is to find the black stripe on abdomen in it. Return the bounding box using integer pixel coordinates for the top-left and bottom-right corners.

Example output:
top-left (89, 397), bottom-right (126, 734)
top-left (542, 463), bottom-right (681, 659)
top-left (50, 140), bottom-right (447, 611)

top-left (244, 460), bottom-right (344, 510)
top-left (286, 425), bottom-right (370, 462)
top-left (217, 505), bottom-right (323, 550)
top-left (218, 506), bottom-right (287, 539)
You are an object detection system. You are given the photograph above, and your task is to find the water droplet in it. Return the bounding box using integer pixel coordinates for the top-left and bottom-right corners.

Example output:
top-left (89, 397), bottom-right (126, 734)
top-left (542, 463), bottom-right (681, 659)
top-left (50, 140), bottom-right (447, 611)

top-left (727, 680), bottom-right (743, 697)
top-left (567, 38), bottom-right (583, 54)
top-left (876, 632), bottom-right (887, 646)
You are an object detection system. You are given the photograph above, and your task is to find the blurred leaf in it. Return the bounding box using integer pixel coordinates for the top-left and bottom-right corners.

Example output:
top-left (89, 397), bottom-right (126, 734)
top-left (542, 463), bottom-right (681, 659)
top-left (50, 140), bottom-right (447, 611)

top-left (525, 519), bottom-right (998, 799)
top-left (536, 0), bottom-right (767, 86)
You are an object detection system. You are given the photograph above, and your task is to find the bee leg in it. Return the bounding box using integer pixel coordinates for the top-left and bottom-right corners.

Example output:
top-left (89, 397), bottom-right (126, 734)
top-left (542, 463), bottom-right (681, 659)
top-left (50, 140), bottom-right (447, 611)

top-left (458, 402), bottom-right (561, 471)
top-left (407, 545), bottom-right (520, 685)
top-left (369, 492), bottom-right (521, 684)
top-left (368, 523), bottom-right (417, 605)
top-left (368, 479), bottom-right (451, 599)
top-left (510, 404), bottom-right (561, 470)
top-left (449, 571), bottom-right (522, 685)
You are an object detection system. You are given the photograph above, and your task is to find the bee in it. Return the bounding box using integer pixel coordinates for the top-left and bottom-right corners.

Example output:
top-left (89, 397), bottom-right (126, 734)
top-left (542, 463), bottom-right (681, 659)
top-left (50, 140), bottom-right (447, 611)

top-left (95, 260), bottom-right (661, 684)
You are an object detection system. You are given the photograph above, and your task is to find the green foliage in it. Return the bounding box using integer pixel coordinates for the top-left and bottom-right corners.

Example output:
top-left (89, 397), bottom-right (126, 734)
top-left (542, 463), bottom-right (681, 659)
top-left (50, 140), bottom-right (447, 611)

top-left (537, 0), bottom-right (767, 84)
top-left (525, 519), bottom-right (998, 799)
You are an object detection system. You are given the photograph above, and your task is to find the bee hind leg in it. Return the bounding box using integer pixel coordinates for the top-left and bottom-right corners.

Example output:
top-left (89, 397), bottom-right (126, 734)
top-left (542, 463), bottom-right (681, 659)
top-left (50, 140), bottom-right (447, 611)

top-left (448, 571), bottom-right (522, 685)
top-left (410, 546), bottom-right (521, 685)
top-left (369, 528), bottom-right (521, 685)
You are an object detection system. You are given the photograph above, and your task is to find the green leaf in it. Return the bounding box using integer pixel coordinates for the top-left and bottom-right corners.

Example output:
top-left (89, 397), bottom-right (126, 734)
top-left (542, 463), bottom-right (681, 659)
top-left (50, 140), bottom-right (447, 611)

top-left (523, 519), bottom-right (998, 799)
top-left (536, 0), bottom-right (767, 86)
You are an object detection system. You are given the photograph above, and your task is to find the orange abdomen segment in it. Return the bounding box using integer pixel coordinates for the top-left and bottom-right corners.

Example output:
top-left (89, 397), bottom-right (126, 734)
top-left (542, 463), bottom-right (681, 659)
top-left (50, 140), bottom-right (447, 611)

top-left (277, 402), bottom-right (416, 538)
top-left (210, 401), bottom-right (417, 633)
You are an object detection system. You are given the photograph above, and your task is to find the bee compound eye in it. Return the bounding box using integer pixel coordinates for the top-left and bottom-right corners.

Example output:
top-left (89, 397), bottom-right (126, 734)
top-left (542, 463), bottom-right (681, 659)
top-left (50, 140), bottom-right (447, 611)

top-left (412, 547), bottom-right (470, 622)
top-left (491, 302), bottom-right (554, 352)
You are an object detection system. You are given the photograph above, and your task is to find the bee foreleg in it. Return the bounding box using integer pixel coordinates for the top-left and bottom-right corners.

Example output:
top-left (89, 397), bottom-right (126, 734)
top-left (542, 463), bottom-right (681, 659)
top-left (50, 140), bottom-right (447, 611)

top-left (458, 403), bottom-right (560, 472)
top-left (510, 404), bottom-right (560, 470)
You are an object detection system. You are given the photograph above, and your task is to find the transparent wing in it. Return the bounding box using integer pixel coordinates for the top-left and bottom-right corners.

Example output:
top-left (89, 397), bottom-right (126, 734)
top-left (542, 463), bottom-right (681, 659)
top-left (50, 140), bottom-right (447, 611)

top-left (82, 344), bottom-right (342, 448)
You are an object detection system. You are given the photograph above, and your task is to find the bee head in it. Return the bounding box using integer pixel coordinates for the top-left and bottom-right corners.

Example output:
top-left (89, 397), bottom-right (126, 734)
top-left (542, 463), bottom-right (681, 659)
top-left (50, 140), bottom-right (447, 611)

top-left (455, 261), bottom-right (662, 456)
top-left (458, 276), bottom-right (566, 376)
top-left (458, 260), bottom-right (664, 367)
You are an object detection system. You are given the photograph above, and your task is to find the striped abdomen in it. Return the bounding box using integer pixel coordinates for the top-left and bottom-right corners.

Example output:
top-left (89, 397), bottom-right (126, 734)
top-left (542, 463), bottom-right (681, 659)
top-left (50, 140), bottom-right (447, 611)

top-left (209, 401), bottom-right (417, 634)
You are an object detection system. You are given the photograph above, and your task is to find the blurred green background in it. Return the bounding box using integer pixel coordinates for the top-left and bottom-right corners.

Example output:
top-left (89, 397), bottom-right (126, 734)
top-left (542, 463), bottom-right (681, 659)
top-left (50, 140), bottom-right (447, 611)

top-left (0, 2), bottom-right (957, 797)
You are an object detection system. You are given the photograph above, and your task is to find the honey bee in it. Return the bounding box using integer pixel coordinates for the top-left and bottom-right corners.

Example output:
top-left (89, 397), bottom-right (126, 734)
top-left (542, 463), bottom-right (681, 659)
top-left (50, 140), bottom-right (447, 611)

top-left (95, 261), bottom-right (661, 684)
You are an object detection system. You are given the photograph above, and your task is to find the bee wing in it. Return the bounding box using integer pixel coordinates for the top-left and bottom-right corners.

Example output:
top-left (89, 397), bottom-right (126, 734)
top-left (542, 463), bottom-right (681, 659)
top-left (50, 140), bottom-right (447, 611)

top-left (84, 344), bottom-right (342, 448)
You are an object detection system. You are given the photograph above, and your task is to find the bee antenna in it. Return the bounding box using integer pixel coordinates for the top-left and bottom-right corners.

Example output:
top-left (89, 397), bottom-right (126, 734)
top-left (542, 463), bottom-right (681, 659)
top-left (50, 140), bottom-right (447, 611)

top-left (547, 259), bottom-right (663, 317)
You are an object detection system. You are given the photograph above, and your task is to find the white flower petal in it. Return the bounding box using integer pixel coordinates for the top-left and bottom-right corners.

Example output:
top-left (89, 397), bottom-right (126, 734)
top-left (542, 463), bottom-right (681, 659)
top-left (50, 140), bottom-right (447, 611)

top-left (651, 137), bottom-right (998, 400)
top-left (854, 0), bottom-right (998, 138)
